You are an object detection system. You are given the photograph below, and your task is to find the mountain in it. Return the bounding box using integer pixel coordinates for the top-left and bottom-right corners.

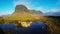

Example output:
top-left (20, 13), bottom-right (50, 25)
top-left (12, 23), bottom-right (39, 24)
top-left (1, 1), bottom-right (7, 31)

top-left (11, 5), bottom-right (44, 17)
top-left (15, 5), bottom-right (28, 13)
top-left (52, 11), bottom-right (60, 16)
top-left (45, 11), bottom-right (60, 16)
top-left (1, 5), bottom-right (45, 21)
top-left (14, 5), bottom-right (43, 15)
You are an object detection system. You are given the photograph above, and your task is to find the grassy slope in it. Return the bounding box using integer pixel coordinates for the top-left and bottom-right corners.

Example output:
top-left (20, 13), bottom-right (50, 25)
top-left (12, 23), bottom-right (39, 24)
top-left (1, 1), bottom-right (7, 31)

top-left (4, 12), bottom-right (41, 21)
top-left (0, 12), bottom-right (60, 34)
top-left (0, 15), bottom-right (60, 34)
top-left (44, 16), bottom-right (60, 34)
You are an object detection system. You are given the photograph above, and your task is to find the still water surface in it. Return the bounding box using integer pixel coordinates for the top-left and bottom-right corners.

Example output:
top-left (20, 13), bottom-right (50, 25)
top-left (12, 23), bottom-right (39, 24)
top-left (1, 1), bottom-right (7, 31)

top-left (0, 21), bottom-right (48, 34)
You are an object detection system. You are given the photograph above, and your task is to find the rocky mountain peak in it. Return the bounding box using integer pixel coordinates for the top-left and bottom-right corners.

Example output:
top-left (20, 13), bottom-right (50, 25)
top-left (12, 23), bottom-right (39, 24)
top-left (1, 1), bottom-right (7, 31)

top-left (15, 5), bottom-right (28, 12)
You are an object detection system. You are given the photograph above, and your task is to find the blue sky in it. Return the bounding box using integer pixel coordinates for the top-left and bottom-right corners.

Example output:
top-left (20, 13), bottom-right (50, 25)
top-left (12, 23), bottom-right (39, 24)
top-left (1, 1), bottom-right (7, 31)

top-left (0, 0), bottom-right (60, 16)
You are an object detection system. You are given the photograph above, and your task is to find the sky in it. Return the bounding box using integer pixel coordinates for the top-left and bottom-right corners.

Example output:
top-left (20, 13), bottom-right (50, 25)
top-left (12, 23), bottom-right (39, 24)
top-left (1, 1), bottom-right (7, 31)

top-left (0, 0), bottom-right (60, 16)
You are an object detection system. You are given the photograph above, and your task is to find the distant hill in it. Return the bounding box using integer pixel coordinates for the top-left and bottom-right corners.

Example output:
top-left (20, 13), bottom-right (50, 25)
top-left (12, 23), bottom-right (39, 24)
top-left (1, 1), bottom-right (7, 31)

top-left (45, 11), bottom-right (60, 16)
top-left (1, 5), bottom-right (45, 21)
top-left (0, 5), bottom-right (60, 34)
top-left (14, 5), bottom-right (28, 13)
top-left (10, 5), bottom-right (45, 17)
top-left (12, 5), bottom-right (44, 16)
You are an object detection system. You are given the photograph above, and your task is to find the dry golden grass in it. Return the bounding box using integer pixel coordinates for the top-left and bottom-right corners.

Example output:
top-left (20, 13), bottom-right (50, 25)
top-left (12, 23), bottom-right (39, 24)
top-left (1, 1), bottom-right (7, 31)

top-left (1, 12), bottom-right (60, 34)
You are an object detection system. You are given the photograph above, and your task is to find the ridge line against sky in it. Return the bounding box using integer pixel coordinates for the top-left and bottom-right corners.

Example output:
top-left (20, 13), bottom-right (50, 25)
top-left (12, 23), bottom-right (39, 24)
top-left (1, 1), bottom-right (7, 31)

top-left (0, 0), bottom-right (60, 16)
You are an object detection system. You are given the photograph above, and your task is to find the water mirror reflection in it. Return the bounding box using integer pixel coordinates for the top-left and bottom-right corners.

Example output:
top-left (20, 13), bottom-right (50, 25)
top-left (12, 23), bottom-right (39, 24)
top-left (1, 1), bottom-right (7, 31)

top-left (0, 21), bottom-right (48, 34)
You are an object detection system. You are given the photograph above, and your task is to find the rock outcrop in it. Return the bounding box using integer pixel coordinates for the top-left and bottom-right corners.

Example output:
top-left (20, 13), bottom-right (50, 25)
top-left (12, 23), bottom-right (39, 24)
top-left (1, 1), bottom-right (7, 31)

top-left (12, 5), bottom-right (44, 17)
top-left (15, 5), bottom-right (28, 12)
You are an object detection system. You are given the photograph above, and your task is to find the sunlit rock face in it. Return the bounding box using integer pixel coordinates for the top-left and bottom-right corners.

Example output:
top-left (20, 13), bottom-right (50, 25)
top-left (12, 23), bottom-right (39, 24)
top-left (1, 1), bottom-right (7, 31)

top-left (8, 5), bottom-right (43, 21)
top-left (15, 5), bottom-right (28, 13)
top-left (1, 5), bottom-right (45, 27)
top-left (12, 5), bottom-right (43, 16)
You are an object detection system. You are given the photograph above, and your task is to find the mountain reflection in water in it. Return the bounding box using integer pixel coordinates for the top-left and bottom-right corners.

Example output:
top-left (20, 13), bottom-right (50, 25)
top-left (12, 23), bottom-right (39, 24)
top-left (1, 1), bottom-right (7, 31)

top-left (0, 21), bottom-right (48, 34)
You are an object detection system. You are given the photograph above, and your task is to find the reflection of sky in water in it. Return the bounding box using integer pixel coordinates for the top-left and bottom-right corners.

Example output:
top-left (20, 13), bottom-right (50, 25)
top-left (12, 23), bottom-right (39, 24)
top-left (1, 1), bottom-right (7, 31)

top-left (0, 22), bottom-right (47, 34)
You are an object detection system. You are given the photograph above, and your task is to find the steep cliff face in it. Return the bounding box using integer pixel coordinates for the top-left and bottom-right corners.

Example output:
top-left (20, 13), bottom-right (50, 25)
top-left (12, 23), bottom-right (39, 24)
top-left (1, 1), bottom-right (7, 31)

top-left (2, 5), bottom-right (44, 21)
top-left (0, 5), bottom-right (60, 34)
top-left (12, 5), bottom-right (44, 17)
top-left (15, 5), bottom-right (28, 12)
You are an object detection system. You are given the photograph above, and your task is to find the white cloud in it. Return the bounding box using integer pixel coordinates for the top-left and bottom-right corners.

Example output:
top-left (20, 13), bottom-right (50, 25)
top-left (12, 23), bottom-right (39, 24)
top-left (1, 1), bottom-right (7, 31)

top-left (13, 0), bottom-right (47, 13)
top-left (45, 8), bottom-right (60, 16)
top-left (45, 8), bottom-right (60, 14)
top-left (36, 6), bottom-right (43, 10)
top-left (36, 6), bottom-right (45, 13)
top-left (13, 0), bottom-right (33, 9)
top-left (13, 0), bottom-right (60, 13)
top-left (36, 6), bottom-right (50, 13)
top-left (50, 8), bottom-right (60, 12)
top-left (0, 9), bottom-right (14, 16)
top-left (14, 0), bottom-right (30, 5)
